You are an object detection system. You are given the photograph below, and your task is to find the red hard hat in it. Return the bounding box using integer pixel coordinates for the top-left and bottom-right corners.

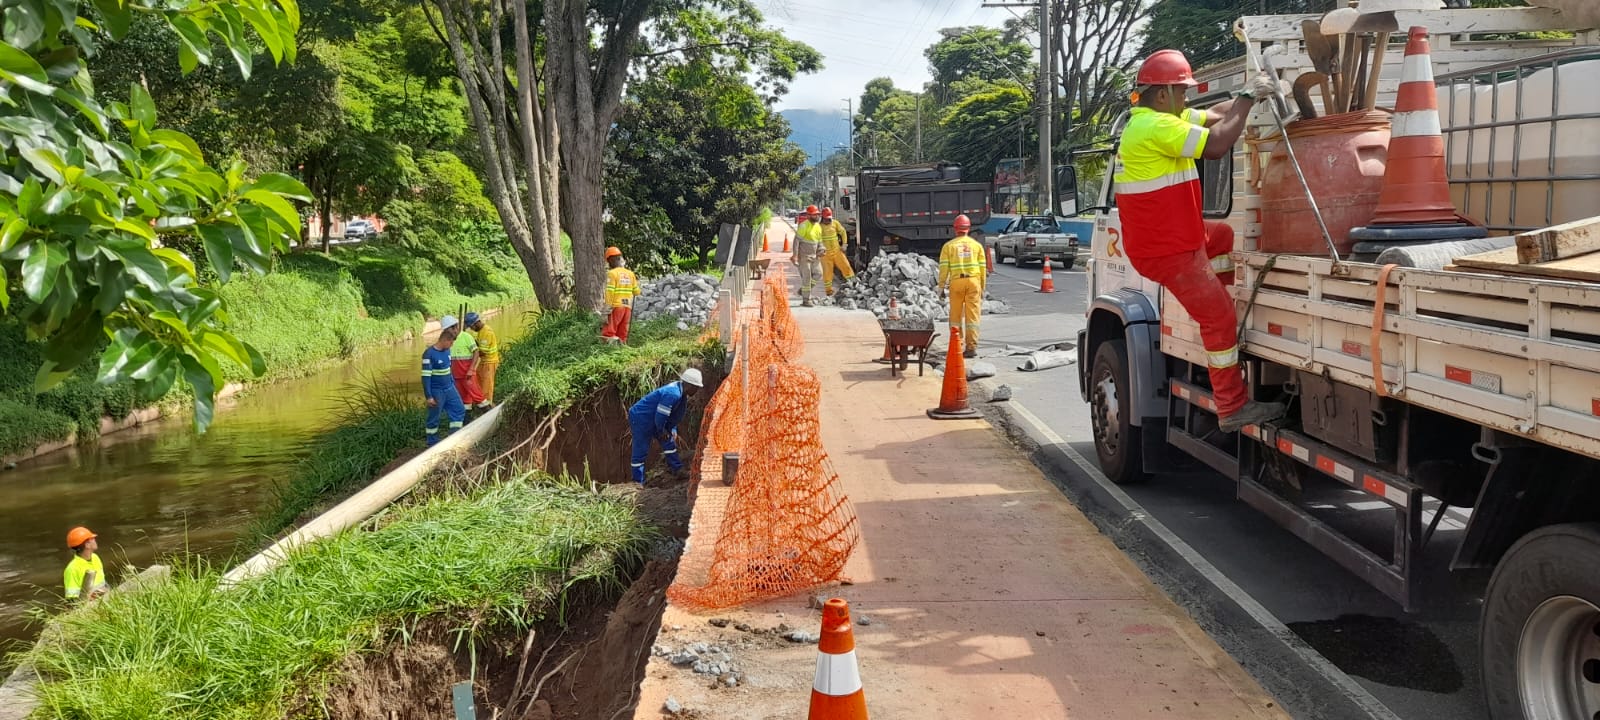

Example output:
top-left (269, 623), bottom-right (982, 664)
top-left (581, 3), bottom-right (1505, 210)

top-left (1136, 49), bottom-right (1198, 87)
top-left (821, 208), bottom-right (833, 219)
top-left (604, 246), bottom-right (622, 259)
top-left (806, 205), bottom-right (819, 215)
top-left (67, 526), bottom-right (96, 548)
top-left (953, 214), bottom-right (972, 232)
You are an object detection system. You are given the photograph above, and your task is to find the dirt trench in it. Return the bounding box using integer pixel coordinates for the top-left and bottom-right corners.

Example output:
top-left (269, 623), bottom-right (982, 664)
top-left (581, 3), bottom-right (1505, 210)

top-left (311, 367), bottom-right (721, 720)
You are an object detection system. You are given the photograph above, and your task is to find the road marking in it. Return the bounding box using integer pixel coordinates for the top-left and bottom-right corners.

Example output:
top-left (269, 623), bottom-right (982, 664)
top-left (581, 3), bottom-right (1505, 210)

top-left (1004, 400), bottom-right (1404, 720)
top-left (1016, 281), bottom-right (1040, 290)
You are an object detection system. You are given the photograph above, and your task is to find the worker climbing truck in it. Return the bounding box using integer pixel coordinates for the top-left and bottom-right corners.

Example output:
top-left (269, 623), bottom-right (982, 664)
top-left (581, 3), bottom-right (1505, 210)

top-left (841, 162), bottom-right (991, 265)
top-left (1078, 7), bottom-right (1600, 720)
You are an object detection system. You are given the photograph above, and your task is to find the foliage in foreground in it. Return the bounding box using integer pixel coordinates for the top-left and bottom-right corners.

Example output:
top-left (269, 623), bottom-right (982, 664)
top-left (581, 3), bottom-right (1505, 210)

top-left (25, 478), bottom-right (651, 720)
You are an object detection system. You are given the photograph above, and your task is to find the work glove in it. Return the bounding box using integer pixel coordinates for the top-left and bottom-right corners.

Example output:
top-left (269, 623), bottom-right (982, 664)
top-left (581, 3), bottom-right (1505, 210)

top-left (1244, 73), bottom-right (1280, 101)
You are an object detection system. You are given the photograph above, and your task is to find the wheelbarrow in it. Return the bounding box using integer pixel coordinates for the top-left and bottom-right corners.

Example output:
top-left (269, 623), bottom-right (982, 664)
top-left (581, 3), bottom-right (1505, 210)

top-left (747, 258), bottom-right (772, 279)
top-left (878, 318), bottom-right (939, 377)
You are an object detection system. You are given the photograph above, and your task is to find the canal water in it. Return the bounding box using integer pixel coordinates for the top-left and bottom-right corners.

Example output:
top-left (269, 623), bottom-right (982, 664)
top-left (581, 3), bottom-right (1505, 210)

top-left (0, 305), bottom-right (539, 658)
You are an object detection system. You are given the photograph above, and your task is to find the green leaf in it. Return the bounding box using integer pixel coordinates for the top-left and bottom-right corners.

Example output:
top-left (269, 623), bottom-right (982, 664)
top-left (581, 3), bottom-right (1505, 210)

top-left (127, 342), bottom-right (168, 382)
top-left (129, 82), bottom-right (156, 128)
top-left (19, 145), bottom-right (66, 184)
top-left (41, 185), bottom-right (72, 214)
top-left (152, 246), bottom-right (196, 279)
top-left (196, 223), bottom-right (234, 282)
top-left (114, 217), bottom-right (156, 240)
top-left (2, 5), bottom-right (45, 51)
top-left (241, 189), bottom-right (300, 231)
top-left (108, 239), bottom-right (170, 291)
top-left (242, 341), bottom-right (266, 377)
top-left (150, 129), bottom-right (204, 162)
top-left (180, 352), bottom-right (220, 432)
top-left (199, 330), bottom-right (252, 369)
top-left (238, 4), bottom-right (283, 64)
top-left (168, 15), bottom-right (213, 70)
top-left (0, 217), bottom-right (25, 253)
top-left (92, 0), bottom-right (132, 38)
top-left (16, 178), bottom-right (40, 217)
top-left (243, 172), bottom-right (311, 202)
top-left (147, 355), bottom-right (179, 400)
top-left (148, 310), bottom-right (194, 343)
top-left (20, 240), bottom-right (64, 301)
top-left (33, 359), bottom-right (73, 392)
top-left (0, 270), bottom-right (7, 311)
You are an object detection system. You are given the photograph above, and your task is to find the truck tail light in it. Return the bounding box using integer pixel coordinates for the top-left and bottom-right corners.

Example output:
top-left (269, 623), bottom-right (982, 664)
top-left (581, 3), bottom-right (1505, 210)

top-left (1025, 236), bottom-right (1037, 247)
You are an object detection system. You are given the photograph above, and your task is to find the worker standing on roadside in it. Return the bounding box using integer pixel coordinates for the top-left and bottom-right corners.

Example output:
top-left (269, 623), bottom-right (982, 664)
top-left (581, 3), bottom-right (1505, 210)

top-left (63, 526), bottom-right (109, 602)
top-left (423, 316), bottom-right (467, 446)
top-left (601, 246), bottom-right (641, 344)
top-left (466, 312), bottom-right (499, 408)
top-left (938, 214), bottom-right (987, 359)
top-left (1114, 49), bottom-right (1284, 432)
top-left (816, 208), bottom-right (856, 296)
top-left (793, 205), bottom-right (823, 307)
top-left (450, 316), bottom-right (486, 408)
top-left (627, 369), bottom-right (704, 484)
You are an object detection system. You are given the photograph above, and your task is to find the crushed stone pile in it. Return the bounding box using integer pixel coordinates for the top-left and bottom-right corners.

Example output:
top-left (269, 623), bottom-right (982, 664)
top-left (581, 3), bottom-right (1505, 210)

top-left (633, 273), bottom-right (719, 329)
top-left (831, 253), bottom-right (1010, 319)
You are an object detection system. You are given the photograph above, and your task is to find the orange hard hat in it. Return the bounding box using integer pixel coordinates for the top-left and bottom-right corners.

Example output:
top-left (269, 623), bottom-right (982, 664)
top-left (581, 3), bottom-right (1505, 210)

top-left (604, 246), bottom-right (622, 259)
top-left (1136, 49), bottom-right (1198, 87)
top-left (953, 214), bottom-right (972, 232)
top-left (821, 208), bottom-right (834, 219)
top-left (66, 527), bottom-right (96, 548)
top-left (806, 205), bottom-right (819, 215)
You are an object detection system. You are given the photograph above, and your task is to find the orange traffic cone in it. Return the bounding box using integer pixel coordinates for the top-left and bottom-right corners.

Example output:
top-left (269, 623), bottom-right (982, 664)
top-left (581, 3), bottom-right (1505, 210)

top-left (928, 326), bottom-right (980, 420)
top-left (809, 599), bottom-right (868, 720)
top-left (873, 298), bottom-right (899, 364)
top-left (986, 245), bottom-right (996, 273)
top-left (784, 232), bottom-right (791, 253)
top-left (763, 230), bottom-right (771, 252)
top-left (1368, 26), bottom-right (1460, 226)
top-left (1038, 259), bottom-right (1056, 293)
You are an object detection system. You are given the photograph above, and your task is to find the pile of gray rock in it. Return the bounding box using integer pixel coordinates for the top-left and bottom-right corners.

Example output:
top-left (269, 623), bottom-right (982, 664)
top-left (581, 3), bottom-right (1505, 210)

top-left (653, 641), bottom-right (744, 687)
top-left (830, 253), bottom-right (1010, 320)
top-left (633, 273), bottom-right (719, 329)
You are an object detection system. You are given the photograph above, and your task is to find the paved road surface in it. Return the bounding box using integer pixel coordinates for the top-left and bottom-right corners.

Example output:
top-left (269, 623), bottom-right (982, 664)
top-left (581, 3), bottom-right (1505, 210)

top-left (969, 257), bottom-right (1489, 720)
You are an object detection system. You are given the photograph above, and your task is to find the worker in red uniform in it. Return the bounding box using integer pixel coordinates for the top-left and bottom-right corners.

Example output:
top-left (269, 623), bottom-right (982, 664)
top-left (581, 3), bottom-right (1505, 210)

top-left (1114, 49), bottom-right (1284, 432)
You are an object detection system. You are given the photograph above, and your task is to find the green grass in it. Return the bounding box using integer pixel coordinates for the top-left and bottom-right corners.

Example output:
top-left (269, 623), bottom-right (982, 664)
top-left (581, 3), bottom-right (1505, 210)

top-left (24, 477), bottom-right (651, 720)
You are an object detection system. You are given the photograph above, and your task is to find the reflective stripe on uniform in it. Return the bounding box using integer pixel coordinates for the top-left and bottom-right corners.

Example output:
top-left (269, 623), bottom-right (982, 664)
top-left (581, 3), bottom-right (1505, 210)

top-left (449, 422), bottom-right (463, 429)
top-left (1116, 166), bottom-right (1200, 195)
top-left (1210, 254), bottom-right (1234, 273)
top-left (1180, 126), bottom-right (1205, 158)
top-left (631, 462), bottom-right (645, 468)
top-left (663, 448), bottom-right (677, 454)
top-left (426, 427), bottom-right (439, 434)
top-left (657, 404), bottom-right (673, 415)
top-left (1207, 345), bottom-right (1240, 368)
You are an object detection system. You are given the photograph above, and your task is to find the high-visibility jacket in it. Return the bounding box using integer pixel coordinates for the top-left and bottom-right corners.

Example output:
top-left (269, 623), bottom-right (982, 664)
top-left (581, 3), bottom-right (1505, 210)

top-left (605, 267), bottom-right (641, 308)
top-left (63, 553), bottom-right (106, 599)
top-left (628, 381), bottom-right (686, 435)
top-left (422, 345), bottom-right (456, 400)
top-left (449, 332), bottom-right (478, 361)
top-left (473, 323), bottom-right (500, 363)
top-left (796, 220), bottom-right (822, 244)
top-left (816, 220), bottom-right (848, 252)
top-left (938, 234), bottom-right (987, 292)
top-left (1113, 106), bottom-right (1211, 259)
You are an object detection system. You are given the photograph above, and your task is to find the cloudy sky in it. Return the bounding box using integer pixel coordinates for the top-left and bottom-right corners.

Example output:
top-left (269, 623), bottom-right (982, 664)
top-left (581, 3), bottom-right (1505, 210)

top-left (754, 0), bottom-right (1015, 112)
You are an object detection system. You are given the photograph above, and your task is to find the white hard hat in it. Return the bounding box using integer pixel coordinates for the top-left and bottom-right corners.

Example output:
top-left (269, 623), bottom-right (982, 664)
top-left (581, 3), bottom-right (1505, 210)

top-left (681, 368), bottom-right (704, 387)
top-left (440, 315), bottom-right (459, 330)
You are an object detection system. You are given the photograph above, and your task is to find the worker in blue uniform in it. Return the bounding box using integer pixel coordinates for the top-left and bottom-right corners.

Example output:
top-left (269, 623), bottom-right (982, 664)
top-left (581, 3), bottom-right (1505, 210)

top-left (423, 315), bottom-right (467, 446)
top-left (628, 368), bottom-right (705, 484)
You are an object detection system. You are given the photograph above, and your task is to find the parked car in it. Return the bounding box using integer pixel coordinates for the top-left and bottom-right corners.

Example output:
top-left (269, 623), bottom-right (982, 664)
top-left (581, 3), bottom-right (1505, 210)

top-left (994, 215), bottom-right (1079, 268)
top-left (344, 219), bottom-right (377, 239)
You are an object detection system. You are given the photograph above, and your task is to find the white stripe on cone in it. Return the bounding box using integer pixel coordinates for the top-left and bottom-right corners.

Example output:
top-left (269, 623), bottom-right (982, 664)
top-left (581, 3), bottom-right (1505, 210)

top-left (1391, 109), bottom-right (1442, 138)
top-left (1401, 53), bottom-right (1434, 83)
top-left (814, 649), bottom-right (864, 696)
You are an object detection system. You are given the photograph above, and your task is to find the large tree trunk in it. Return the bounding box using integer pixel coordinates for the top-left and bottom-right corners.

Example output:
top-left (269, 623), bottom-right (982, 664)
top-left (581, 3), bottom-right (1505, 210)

top-left (319, 198), bottom-right (333, 254)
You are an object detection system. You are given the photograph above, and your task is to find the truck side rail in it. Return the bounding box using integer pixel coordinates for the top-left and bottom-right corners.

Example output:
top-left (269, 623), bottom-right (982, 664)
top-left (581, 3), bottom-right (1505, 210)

top-left (1234, 251), bottom-right (1600, 462)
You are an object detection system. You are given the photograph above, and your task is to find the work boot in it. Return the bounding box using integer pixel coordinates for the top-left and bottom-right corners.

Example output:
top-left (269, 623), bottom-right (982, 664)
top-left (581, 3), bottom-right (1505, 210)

top-left (962, 348), bottom-right (977, 359)
top-left (1218, 401), bottom-right (1287, 433)
top-left (801, 297), bottom-right (814, 307)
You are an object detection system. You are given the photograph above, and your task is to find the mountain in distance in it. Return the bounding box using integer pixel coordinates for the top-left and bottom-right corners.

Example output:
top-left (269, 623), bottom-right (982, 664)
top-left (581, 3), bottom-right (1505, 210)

top-left (780, 108), bottom-right (848, 166)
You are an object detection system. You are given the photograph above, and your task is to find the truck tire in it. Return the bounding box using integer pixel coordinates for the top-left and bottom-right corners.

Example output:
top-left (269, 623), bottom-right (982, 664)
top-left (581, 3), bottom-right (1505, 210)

top-left (1060, 256), bottom-right (1076, 270)
top-left (1481, 522), bottom-right (1600, 720)
top-left (1089, 339), bottom-right (1148, 485)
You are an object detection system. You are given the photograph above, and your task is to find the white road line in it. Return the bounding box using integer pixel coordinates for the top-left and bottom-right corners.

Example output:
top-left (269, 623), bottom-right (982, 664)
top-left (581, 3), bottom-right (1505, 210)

top-left (1005, 400), bottom-right (1404, 720)
top-left (1016, 281), bottom-right (1040, 290)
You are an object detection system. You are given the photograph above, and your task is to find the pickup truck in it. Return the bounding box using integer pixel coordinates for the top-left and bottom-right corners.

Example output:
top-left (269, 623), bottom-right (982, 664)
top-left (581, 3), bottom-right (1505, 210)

top-left (994, 215), bottom-right (1079, 268)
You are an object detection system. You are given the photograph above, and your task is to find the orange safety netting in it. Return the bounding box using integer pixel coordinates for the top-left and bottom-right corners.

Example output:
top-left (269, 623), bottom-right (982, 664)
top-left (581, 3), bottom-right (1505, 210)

top-left (669, 360), bottom-right (860, 610)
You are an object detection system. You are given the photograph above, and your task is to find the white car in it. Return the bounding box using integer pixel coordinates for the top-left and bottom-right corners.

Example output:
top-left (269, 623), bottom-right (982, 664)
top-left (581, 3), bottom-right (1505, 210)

top-left (344, 219), bottom-right (376, 239)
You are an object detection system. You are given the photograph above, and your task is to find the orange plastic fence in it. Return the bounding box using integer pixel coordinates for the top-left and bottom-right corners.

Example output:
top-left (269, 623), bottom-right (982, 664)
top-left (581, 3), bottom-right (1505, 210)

top-left (672, 272), bottom-right (859, 610)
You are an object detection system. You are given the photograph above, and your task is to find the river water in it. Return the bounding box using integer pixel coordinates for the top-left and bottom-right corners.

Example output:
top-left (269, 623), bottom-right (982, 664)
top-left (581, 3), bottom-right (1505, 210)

top-left (0, 304), bottom-right (538, 657)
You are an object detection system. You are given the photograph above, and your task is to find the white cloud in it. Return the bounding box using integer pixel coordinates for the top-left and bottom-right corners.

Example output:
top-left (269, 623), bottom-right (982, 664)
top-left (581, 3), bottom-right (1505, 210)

top-left (755, 0), bottom-right (1013, 111)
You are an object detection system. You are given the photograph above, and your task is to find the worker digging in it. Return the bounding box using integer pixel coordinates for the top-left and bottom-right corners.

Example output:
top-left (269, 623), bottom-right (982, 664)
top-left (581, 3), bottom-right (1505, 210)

top-left (1112, 48), bottom-right (1284, 432)
top-left (627, 368), bottom-right (703, 485)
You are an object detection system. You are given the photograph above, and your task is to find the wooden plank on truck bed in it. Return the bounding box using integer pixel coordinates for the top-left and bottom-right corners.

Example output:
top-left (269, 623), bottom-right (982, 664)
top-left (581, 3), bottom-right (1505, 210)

top-left (1515, 215), bottom-right (1600, 263)
top-left (1454, 246), bottom-right (1600, 283)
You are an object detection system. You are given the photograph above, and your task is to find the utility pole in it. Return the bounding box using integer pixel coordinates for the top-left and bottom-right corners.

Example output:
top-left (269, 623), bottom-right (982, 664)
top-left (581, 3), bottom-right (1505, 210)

top-left (1037, 0), bottom-right (1054, 214)
top-left (844, 98), bottom-right (855, 170)
top-left (915, 93), bottom-right (923, 163)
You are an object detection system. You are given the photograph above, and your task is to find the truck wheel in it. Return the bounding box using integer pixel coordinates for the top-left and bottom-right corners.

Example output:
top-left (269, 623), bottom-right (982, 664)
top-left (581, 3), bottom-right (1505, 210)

top-left (1481, 522), bottom-right (1600, 720)
top-left (1089, 339), bottom-right (1148, 485)
top-left (1061, 256), bottom-right (1076, 270)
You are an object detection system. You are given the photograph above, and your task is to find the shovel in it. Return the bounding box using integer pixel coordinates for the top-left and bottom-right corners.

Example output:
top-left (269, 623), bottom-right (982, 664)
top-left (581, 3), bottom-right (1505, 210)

top-left (1301, 19), bottom-right (1337, 113)
top-left (1321, 5), bottom-right (1360, 113)
top-left (1293, 73), bottom-right (1326, 120)
top-left (1352, 10), bottom-right (1400, 111)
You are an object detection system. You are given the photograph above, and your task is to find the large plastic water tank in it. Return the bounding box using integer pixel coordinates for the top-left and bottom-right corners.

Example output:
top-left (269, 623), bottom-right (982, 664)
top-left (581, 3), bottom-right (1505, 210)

top-left (1258, 110), bottom-right (1392, 256)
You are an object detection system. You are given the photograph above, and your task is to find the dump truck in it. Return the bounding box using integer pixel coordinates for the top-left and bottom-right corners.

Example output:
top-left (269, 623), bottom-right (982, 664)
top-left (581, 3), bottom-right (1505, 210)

top-left (1076, 8), bottom-right (1600, 720)
top-left (840, 162), bottom-right (991, 262)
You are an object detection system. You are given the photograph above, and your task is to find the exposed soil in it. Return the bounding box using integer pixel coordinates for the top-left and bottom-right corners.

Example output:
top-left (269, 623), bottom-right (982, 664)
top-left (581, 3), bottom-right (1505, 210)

top-left (308, 363), bottom-right (722, 720)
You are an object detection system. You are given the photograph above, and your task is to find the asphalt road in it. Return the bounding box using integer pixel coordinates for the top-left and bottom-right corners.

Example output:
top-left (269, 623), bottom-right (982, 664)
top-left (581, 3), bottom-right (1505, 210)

top-left (967, 257), bottom-right (1490, 720)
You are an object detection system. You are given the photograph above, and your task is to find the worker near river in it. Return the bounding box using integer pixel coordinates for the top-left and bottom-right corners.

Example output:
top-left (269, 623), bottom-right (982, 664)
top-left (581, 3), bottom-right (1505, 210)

top-left (450, 315), bottom-right (486, 407)
top-left (64, 526), bottom-right (108, 602)
top-left (627, 368), bottom-right (704, 484)
top-left (816, 207), bottom-right (856, 296)
top-left (423, 316), bottom-right (467, 446)
top-left (793, 205), bottom-right (823, 307)
top-left (938, 214), bottom-right (987, 359)
top-left (601, 246), bottom-right (641, 344)
top-left (467, 312), bottom-right (499, 408)
top-left (1113, 49), bottom-right (1285, 432)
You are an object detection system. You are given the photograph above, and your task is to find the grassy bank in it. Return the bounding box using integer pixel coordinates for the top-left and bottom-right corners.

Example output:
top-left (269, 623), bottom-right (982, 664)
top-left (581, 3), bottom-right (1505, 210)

top-left (249, 308), bottom-right (719, 543)
top-left (24, 477), bottom-right (650, 720)
top-left (0, 244), bottom-right (533, 458)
